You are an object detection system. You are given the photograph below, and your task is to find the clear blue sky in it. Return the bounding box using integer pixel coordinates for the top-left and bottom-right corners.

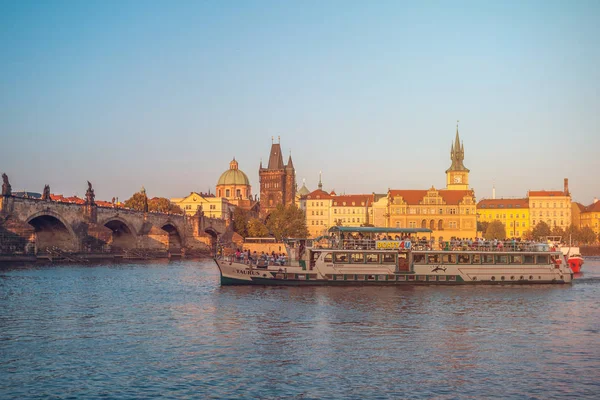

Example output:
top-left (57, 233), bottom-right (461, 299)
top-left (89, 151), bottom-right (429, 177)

top-left (1, 0), bottom-right (598, 204)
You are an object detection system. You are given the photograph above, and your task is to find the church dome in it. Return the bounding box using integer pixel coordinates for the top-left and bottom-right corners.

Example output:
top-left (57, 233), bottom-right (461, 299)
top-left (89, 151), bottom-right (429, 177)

top-left (298, 180), bottom-right (310, 196)
top-left (217, 158), bottom-right (250, 186)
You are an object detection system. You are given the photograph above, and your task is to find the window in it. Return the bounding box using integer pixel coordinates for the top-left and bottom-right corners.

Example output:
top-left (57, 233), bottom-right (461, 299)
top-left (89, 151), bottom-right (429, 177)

top-left (427, 254), bottom-right (440, 264)
top-left (495, 255), bottom-right (508, 264)
top-left (442, 254), bottom-right (456, 263)
top-left (334, 253), bottom-right (348, 263)
top-left (458, 254), bottom-right (470, 264)
top-left (409, 221), bottom-right (416, 228)
top-left (439, 208), bottom-right (443, 214)
top-left (225, 189), bottom-right (230, 197)
top-left (471, 254), bottom-right (481, 264)
top-left (382, 253), bottom-right (395, 263)
top-left (324, 253), bottom-right (333, 262)
top-left (351, 253), bottom-right (364, 263)
top-left (523, 255), bottom-right (535, 264)
top-left (482, 254), bottom-right (494, 264)
top-left (236, 189), bottom-right (241, 197)
top-left (537, 255), bottom-right (549, 264)
top-left (311, 211), bottom-right (314, 215)
top-left (414, 254), bottom-right (426, 264)
top-left (449, 208), bottom-right (456, 215)
top-left (366, 253), bottom-right (379, 263)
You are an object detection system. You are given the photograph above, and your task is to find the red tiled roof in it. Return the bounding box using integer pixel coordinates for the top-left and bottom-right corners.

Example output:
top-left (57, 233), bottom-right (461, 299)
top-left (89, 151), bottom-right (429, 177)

top-left (388, 190), bottom-right (428, 205)
top-left (572, 202), bottom-right (587, 212)
top-left (438, 190), bottom-right (475, 205)
top-left (332, 194), bottom-right (373, 207)
top-left (96, 200), bottom-right (113, 207)
top-left (477, 198), bottom-right (529, 209)
top-left (586, 201), bottom-right (600, 213)
top-left (529, 190), bottom-right (567, 197)
top-left (306, 189), bottom-right (333, 200)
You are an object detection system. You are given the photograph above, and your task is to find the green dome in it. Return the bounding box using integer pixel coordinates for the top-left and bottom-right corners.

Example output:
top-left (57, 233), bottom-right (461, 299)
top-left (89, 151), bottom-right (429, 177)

top-left (217, 158), bottom-right (250, 186)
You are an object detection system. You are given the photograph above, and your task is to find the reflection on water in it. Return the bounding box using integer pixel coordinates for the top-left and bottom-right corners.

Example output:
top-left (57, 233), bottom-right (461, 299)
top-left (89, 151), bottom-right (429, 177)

top-left (1, 258), bottom-right (599, 399)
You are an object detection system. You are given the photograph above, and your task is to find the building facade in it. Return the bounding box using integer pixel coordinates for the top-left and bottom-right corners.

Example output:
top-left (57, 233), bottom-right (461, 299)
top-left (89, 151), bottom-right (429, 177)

top-left (528, 179), bottom-right (571, 229)
top-left (259, 139), bottom-right (296, 218)
top-left (305, 188), bottom-right (333, 238)
top-left (579, 199), bottom-right (600, 239)
top-left (331, 194), bottom-right (374, 227)
top-left (476, 198), bottom-right (530, 238)
top-left (171, 192), bottom-right (234, 219)
top-left (387, 188), bottom-right (477, 241)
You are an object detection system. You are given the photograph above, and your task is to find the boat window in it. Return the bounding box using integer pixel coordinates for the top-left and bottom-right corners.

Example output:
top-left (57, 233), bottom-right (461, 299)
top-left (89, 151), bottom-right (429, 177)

top-left (351, 253), bottom-right (365, 263)
top-left (442, 254), bottom-right (457, 264)
top-left (382, 253), bottom-right (395, 263)
top-left (471, 254), bottom-right (481, 264)
top-left (356, 274), bottom-right (365, 280)
top-left (324, 253), bottom-right (332, 262)
top-left (523, 255), bottom-right (535, 264)
top-left (427, 254), bottom-right (440, 264)
top-left (510, 255), bottom-right (523, 264)
top-left (334, 253), bottom-right (348, 263)
top-left (365, 253), bottom-right (379, 263)
top-left (482, 254), bottom-right (494, 264)
top-left (458, 254), bottom-right (470, 264)
top-left (414, 254), bottom-right (426, 264)
top-left (495, 255), bottom-right (508, 264)
top-left (536, 255), bottom-right (549, 264)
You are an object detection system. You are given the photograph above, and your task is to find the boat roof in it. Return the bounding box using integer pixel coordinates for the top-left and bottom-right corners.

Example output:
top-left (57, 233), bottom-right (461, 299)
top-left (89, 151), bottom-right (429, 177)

top-left (328, 226), bottom-right (433, 234)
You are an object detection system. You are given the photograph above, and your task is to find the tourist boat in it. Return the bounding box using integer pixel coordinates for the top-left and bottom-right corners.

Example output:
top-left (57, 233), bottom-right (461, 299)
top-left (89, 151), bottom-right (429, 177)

top-left (215, 227), bottom-right (573, 286)
top-left (547, 236), bottom-right (584, 273)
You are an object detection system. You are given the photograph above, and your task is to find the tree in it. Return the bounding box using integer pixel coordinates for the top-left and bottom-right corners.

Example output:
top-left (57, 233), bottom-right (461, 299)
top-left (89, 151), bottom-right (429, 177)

top-left (148, 197), bottom-right (183, 214)
top-left (477, 221), bottom-right (489, 234)
top-left (484, 220), bottom-right (506, 240)
top-left (522, 229), bottom-right (533, 241)
top-left (123, 191), bottom-right (147, 211)
top-left (531, 221), bottom-right (551, 241)
top-left (123, 192), bottom-right (181, 213)
top-left (550, 225), bottom-right (565, 239)
top-left (266, 204), bottom-right (309, 241)
top-left (579, 226), bottom-right (597, 244)
top-left (247, 218), bottom-right (269, 237)
top-left (232, 207), bottom-right (250, 237)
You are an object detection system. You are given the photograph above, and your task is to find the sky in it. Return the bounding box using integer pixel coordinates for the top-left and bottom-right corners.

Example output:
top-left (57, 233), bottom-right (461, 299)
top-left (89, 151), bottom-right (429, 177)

top-left (1, 0), bottom-right (599, 204)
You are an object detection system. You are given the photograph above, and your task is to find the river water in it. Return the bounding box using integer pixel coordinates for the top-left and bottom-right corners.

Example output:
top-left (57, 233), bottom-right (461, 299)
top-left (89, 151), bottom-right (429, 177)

top-left (1, 258), bottom-right (599, 399)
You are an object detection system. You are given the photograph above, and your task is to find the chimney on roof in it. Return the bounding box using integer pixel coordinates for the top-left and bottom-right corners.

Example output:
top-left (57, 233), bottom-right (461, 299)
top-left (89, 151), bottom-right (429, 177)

top-left (492, 184), bottom-right (496, 200)
top-left (564, 178), bottom-right (569, 195)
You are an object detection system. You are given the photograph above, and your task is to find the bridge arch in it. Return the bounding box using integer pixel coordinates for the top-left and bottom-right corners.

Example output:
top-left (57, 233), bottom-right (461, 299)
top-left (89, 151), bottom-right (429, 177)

top-left (204, 227), bottom-right (219, 255)
top-left (100, 217), bottom-right (138, 250)
top-left (161, 222), bottom-right (183, 250)
top-left (26, 210), bottom-right (78, 252)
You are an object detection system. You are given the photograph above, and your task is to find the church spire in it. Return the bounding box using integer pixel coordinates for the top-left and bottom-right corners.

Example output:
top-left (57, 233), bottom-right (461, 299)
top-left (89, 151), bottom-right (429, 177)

top-left (446, 122), bottom-right (469, 173)
top-left (318, 171), bottom-right (323, 190)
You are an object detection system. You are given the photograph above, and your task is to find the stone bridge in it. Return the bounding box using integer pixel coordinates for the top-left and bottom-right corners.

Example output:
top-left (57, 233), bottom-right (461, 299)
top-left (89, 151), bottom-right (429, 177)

top-left (0, 195), bottom-right (227, 255)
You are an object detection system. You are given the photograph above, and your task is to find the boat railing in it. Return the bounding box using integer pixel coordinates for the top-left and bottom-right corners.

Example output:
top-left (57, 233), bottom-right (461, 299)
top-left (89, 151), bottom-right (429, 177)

top-left (311, 238), bottom-right (558, 253)
top-left (219, 254), bottom-right (291, 267)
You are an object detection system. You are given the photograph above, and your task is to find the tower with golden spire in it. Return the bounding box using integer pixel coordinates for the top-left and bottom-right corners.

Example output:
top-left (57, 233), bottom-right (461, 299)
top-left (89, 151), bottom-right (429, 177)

top-left (446, 122), bottom-right (470, 190)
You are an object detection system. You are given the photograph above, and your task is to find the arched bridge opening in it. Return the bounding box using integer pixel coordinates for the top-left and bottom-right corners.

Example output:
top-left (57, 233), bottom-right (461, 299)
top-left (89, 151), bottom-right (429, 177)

top-left (104, 219), bottom-right (137, 251)
top-left (204, 227), bottom-right (219, 256)
top-left (161, 223), bottom-right (182, 251)
top-left (27, 214), bottom-right (77, 253)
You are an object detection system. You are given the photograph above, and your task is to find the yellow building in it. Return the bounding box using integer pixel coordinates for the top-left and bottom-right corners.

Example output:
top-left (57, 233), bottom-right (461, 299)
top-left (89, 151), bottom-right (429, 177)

top-left (371, 194), bottom-right (389, 227)
top-left (528, 179), bottom-right (571, 229)
top-left (304, 187), bottom-right (333, 238)
top-left (387, 187), bottom-right (477, 241)
top-left (476, 198), bottom-right (530, 238)
top-left (171, 192), bottom-right (234, 219)
top-left (571, 202), bottom-right (586, 228)
top-left (580, 200), bottom-right (600, 239)
top-left (331, 194), bottom-right (373, 227)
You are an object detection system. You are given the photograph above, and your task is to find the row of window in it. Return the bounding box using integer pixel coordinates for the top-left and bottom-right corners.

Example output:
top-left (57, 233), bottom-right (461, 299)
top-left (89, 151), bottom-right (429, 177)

top-left (323, 252), bottom-right (397, 264)
top-left (532, 220), bottom-right (566, 226)
top-left (392, 207), bottom-right (474, 215)
top-left (414, 253), bottom-right (551, 265)
top-left (532, 202), bottom-right (568, 208)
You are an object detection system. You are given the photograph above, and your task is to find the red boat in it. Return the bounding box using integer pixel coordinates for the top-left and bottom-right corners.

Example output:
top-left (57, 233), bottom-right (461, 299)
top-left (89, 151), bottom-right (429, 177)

top-left (566, 252), bottom-right (584, 273)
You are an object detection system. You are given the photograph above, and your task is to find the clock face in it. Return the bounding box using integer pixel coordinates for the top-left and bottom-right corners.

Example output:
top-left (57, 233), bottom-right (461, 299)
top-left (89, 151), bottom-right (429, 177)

top-left (454, 175), bottom-right (462, 183)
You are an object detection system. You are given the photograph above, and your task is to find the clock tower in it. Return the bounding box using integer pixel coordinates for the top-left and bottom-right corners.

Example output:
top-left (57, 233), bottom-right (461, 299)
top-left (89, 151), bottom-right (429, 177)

top-left (446, 124), bottom-right (470, 190)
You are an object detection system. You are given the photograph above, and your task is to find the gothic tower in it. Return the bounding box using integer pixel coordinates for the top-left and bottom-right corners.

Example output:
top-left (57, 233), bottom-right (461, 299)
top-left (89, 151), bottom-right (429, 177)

top-left (446, 123), bottom-right (470, 190)
top-left (259, 137), bottom-right (296, 218)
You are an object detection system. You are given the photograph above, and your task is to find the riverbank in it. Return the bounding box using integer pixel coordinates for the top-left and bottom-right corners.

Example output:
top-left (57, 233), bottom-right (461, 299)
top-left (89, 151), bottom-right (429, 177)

top-left (581, 246), bottom-right (600, 256)
top-left (0, 250), bottom-right (213, 264)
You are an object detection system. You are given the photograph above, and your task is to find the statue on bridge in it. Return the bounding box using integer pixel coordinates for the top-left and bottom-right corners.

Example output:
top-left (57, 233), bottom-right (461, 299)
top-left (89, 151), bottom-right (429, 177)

top-left (85, 181), bottom-right (96, 205)
top-left (41, 184), bottom-right (51, 201)
top-left (141, 186), bottom-right (149, 213)
top-left (2, 173), bottom-right (11, 196)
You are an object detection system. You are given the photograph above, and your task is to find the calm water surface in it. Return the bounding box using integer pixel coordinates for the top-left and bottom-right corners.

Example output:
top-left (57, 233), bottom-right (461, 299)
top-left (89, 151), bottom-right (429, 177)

top-left (1, 258), bottom-right (599, 399)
